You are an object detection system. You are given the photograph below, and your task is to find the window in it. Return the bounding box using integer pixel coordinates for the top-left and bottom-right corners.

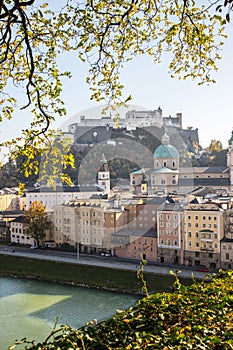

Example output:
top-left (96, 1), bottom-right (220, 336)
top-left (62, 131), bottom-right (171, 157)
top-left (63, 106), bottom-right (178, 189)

top-left (195, 223), bottom-right (198, 228)
top-left (226, 253), bottom-right (230, 260)
top-left (195, 232), bottom-right (199, 238)
top-left (203, 216), bottom-right (206, 220)
top-left (196, 242), bottom-right (199, 247)
top-left (188, 232), bottom-right (192, 238)
top-left (188, 223), bottom-right (191, 227)
top-left (188, 215), bottom-right (191, 220)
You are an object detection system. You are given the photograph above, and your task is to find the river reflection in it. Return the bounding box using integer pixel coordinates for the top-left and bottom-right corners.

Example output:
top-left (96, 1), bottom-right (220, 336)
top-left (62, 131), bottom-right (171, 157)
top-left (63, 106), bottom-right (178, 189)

top-left (0, 277), bottom-right (139, 349)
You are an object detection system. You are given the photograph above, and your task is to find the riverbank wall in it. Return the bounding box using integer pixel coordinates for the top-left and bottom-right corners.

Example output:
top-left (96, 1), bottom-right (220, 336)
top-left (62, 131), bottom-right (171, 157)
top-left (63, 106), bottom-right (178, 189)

top-left (0, 254), bottom-right (192, 295)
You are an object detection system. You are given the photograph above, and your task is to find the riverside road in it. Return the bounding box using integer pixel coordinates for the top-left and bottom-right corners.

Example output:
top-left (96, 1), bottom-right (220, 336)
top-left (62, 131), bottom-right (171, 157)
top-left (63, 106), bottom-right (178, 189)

top-left (0, 245), bottom-right (211, 280)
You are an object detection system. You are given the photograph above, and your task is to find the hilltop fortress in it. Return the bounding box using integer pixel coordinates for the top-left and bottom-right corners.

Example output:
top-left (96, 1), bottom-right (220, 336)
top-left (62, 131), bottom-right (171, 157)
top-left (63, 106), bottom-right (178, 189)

top-left (63, 106), bottom-right (199, 155)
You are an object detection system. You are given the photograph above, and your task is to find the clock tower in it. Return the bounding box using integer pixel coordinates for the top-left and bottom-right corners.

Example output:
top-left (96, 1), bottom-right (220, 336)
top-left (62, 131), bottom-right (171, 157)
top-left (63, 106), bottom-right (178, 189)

top-left (97, 154), bottom-right (111, 194)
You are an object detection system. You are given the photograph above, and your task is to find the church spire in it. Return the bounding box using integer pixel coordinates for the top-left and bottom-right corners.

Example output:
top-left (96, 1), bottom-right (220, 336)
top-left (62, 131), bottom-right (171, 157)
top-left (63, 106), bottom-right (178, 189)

top-left (229, 130), bottom-right (233, 146)
top-left (161, 130), bottom-right (170, 145)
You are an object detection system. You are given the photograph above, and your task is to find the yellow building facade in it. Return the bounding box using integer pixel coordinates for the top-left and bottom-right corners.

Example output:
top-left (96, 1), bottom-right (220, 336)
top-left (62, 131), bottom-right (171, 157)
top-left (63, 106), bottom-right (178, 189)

top-left (183, 203), bottom-right (224, 269)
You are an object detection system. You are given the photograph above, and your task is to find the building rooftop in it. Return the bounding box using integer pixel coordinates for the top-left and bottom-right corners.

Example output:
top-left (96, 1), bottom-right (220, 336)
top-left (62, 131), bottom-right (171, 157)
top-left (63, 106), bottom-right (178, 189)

top-left (179, 178), bottom-right (230, 187)
top-left (11, 215), bottom-right (29, 224)
top-left (28, 185), bottom-right (103, 193)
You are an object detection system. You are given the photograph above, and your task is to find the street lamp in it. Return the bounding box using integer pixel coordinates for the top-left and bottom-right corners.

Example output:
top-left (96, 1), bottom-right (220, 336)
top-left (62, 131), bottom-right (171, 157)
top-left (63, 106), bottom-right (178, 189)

top-left (77, 240), bottom-right (79, 260)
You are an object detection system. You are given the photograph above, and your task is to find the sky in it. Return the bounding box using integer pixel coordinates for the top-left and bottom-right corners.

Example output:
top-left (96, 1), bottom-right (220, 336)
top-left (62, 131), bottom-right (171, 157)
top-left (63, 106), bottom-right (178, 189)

top-left (59, 24), bottom-right (233, 149)
top-left (1, 18), bottom-right (233, 154)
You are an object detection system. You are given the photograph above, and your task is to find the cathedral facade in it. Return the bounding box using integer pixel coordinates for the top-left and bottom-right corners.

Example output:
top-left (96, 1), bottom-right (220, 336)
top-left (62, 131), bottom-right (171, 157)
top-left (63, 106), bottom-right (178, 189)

top-left (130, 132), bottom-right (232, 196)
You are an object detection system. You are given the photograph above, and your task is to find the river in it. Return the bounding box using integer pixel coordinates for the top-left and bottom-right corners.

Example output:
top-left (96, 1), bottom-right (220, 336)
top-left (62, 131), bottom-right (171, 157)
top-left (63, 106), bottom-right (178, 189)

top-left (0, 277), bottom-right (139, 350)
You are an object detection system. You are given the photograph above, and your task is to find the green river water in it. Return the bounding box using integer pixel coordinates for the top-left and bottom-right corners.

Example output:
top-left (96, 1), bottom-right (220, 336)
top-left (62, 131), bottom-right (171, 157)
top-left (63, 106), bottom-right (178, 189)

top-left (0, 277), bottom-right (139, 349)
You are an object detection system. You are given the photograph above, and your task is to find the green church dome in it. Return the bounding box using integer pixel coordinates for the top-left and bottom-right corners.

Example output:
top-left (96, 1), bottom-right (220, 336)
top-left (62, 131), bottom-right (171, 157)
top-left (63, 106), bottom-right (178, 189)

top-left (153, 144), bottom-right (179, 159)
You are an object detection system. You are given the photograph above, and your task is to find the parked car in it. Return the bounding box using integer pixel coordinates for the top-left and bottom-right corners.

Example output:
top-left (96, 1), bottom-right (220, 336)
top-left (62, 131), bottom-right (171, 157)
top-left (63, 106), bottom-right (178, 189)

top-left (196, 265), bottom-right (208, 272)
top-left (100, 252), bottom-right (111, 257)
top-left (104, 253), bottom-right (112, 257)
top-left (30, 245), bottom-right (39, 250)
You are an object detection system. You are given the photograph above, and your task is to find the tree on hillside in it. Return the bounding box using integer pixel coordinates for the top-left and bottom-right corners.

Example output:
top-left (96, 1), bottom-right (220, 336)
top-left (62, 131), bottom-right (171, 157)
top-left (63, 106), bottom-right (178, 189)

top-left (207, 139), bottom-right (223, 153)
top-left (0, 1), bottom-right (231, 178)
top-left (25, 201), bottom-right (51, 247)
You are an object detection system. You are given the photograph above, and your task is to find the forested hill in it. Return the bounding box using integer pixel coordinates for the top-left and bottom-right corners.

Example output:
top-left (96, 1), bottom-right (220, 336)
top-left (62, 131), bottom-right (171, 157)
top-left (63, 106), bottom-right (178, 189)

top-left (0, 126), bottom-right (227, 189)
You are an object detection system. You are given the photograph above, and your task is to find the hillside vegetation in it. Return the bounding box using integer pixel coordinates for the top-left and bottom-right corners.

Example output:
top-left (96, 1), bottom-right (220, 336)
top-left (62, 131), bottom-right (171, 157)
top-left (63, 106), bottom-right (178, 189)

top-left (12, 270), bottom-right (233, 350)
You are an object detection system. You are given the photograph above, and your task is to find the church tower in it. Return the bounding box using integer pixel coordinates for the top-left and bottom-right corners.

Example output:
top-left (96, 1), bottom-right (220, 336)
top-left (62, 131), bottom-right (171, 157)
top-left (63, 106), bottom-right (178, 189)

top-left (97, 154), bottom-right (111, 194)
top-left (140, 173), bottom-right (148, 195)
top-left (227, 130), bottom-right (233, 189)
top-left (152, 131), bottom-right (179, 194)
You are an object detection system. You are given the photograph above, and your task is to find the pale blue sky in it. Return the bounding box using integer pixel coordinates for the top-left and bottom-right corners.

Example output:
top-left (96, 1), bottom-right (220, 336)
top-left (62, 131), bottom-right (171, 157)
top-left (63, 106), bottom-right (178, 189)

top-left (59, 24), bottom-right (233, 149)
top-left (1, 21), bottom-right (233, 151)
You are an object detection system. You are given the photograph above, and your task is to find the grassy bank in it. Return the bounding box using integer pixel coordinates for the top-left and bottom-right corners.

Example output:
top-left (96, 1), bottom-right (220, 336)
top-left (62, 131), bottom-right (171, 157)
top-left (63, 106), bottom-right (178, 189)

top-left (0, 254), bottom-right (191, 294)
